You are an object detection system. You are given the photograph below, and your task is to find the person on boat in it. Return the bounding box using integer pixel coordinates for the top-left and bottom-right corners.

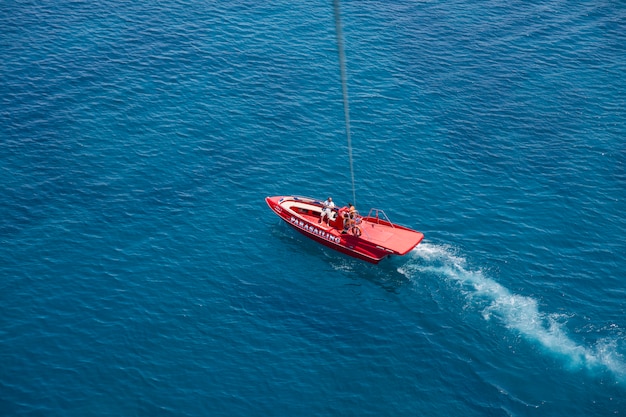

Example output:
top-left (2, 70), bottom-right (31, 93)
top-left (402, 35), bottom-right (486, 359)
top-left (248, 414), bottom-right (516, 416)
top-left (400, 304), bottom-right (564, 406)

top-left (342, 211), bottom-right (350, 233)
top-left (319, 196), bottom-right (335, 225)
top-left (349, 204), bottom-right (362, 236)
top-left (342, 203), bottom-right (361, 236)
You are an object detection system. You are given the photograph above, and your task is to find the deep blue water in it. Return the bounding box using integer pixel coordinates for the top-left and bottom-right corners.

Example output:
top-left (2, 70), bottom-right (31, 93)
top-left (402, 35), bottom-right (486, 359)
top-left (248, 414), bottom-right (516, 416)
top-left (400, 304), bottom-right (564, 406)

top-left (2, 0), bottom-right (626, 415)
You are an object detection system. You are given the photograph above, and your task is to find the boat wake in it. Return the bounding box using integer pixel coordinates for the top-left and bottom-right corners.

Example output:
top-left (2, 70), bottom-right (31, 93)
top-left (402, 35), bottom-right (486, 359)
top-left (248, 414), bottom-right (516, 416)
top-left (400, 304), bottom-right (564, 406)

top-left (398, 242), bottom-right (626, 383)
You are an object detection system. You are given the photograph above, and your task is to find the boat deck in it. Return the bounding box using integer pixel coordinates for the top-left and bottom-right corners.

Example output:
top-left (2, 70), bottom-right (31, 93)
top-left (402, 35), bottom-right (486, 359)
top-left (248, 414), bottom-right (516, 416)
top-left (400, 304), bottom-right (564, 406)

top-left (357, 220), bottom-right (423, 255)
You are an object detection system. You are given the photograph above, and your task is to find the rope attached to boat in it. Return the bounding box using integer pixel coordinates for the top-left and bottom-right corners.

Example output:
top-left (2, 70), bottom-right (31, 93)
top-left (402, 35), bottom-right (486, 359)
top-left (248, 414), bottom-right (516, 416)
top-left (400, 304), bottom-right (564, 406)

top-left (333, 0), bottom-right (356, 207)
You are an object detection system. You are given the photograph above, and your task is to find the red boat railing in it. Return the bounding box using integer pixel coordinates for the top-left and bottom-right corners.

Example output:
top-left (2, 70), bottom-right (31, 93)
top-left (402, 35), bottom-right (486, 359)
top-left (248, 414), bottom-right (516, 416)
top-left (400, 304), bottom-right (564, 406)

top-left (365, 208), bottom-right (395, 228)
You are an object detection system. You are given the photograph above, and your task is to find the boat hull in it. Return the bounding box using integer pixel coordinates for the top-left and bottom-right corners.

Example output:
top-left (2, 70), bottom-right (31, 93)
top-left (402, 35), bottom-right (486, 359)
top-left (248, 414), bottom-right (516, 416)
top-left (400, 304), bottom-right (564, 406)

top-left (266, 195), bottom-right (424, 264)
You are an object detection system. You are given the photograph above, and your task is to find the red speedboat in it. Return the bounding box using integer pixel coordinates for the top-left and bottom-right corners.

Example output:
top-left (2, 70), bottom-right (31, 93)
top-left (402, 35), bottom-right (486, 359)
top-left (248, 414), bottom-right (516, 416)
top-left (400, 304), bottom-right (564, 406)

top-left (266, 195), bottom-right (424, 264)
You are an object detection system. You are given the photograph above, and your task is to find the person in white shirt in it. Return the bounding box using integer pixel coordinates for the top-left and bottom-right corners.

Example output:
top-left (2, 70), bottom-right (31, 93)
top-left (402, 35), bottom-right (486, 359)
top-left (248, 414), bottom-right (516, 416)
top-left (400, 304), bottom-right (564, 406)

top-left (319, 197), bottom-right (335, 225)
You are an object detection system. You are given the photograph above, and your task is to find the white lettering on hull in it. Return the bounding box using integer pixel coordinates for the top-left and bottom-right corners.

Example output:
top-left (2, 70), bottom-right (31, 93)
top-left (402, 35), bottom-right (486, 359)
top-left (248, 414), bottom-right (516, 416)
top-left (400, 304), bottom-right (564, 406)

top-left (290, 216), bottom-right (341, 244)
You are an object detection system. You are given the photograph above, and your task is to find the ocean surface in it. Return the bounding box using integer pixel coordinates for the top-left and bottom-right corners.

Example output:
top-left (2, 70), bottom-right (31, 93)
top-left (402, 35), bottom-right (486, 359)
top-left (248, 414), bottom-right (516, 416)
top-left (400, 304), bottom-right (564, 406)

top-left (2, 0), bottom-right (625, 415)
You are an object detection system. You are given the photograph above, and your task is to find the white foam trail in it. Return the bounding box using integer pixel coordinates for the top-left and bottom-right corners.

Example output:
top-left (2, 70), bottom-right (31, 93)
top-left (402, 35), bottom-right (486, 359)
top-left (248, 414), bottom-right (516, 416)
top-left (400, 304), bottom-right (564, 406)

top-left (399, 242), bottom-right (626, 382)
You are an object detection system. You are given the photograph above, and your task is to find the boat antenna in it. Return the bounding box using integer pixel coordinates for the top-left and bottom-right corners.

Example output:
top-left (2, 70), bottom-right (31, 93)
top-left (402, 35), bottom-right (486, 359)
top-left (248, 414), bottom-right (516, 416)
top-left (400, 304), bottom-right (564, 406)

top-left (333, 0), bottom-right (356, 207)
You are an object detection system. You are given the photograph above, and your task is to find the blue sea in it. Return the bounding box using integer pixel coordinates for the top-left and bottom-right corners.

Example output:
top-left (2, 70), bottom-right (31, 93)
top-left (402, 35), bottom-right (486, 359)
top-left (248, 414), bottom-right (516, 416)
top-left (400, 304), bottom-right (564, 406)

top-left (2, 0), bottom-right (625, 415)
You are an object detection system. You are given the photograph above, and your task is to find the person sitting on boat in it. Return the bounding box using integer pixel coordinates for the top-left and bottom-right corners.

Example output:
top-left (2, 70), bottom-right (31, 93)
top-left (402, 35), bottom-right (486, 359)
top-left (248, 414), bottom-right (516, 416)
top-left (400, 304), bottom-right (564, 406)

top-left (342, 211), bottom-right (350, 233)
top-left (319, 196), bottom-right (335, 225)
